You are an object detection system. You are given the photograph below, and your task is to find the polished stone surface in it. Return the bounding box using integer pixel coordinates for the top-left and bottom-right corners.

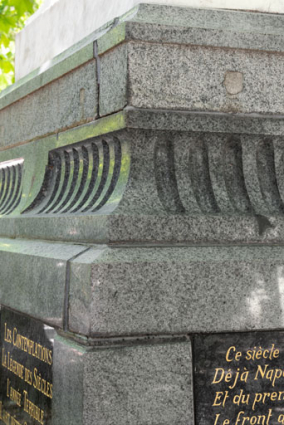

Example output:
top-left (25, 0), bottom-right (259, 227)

top-left (0, 308), bottom-right (55, 425)
top-left (0, 60), bottom-right (97, 148)
top-left (194, 332), bottom-right (284, 423)
top-left (0, 238), bottom-right (87, 327)
top-left (52, 334), bottom-right (86, 425)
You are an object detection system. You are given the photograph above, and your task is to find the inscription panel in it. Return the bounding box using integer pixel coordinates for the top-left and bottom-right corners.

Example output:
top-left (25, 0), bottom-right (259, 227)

top-left (0, 308), bottom-right (54, 425)
top-left (194, 332), bottom-right (284, 425)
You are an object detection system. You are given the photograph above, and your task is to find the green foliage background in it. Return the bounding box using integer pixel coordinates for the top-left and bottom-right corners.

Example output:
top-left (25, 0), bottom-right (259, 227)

top-left (0, 0), bottom-right (42, 90)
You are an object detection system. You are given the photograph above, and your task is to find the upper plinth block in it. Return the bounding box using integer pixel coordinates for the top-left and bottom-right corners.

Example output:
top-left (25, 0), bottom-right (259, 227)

top-left (15, 0), bottom-right (284, 80)
top-left (3, 3), bottom-right (284, 149)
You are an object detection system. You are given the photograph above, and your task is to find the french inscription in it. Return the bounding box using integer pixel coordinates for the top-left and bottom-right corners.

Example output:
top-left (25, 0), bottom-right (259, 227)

top-left (0, 308), bottom-right (54, 425)
top-left (194, 332), bottom-right (284, 425)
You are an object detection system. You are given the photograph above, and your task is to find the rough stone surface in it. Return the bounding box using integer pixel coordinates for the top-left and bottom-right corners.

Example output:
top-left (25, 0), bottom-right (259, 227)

top-left (128, 42), bottom-right (284, 114)
top-left (0, 60), bottom-right (97, 147)
top-left (69, 246), bottom-right (284, 336)
top-left (100, 44), bottom-right (128, 116)
top-left (0, 238), bottom-right (87, 327)
top-left (83, 341), bottom-right (193, 425)
top-left (123, 21), bottom-right (284, 54)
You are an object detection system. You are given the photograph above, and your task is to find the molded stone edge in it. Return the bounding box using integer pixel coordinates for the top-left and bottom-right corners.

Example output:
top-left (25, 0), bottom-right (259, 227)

top-left (1, 116), bottom-right (284, 243)
top-left (0, 238), bottom-right (88, 328)
top-left (52, 333), bottom-right (193, 425)
top-left (2, 3), bottom-right (284, 111)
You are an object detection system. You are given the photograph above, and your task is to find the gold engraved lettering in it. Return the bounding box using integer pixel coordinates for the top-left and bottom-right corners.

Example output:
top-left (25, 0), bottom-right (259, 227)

top-left (235, 410), bottom-right (272, 425)
top-left (10, 417), bottom-right (21, 425)
top-left (226, 346), bottom-right (242, 362)
top-left (33, 368), bottom-right (53, 399)
top-left (212, 368), bottom-right (225, 384)
top-left (6, 352), bottom-right (24, 380)
top-left (2, 408), bottom-right (11, 425)
top-left (24, 367), bottom-right (32, 386)
top-left (6, 379), bottom-right (9, 398)
top-left (23, 390), bottom-right (44, 425)
top-left (212, 391), bottom-right (229, 407)
top-left (254, 364), bottom-right (284, 387)
top-left (214, 414), bottom-right (231, 425)
top-left (12, 327), bottom-right (52, 365)
top-left (2, 348), bottom-right (7, 368)
top-left (9, 385), bottom-right (21, 407)
top-left (245, 345), bottom-right (279, 361)
top-left (4, 324), bottom-right (12, 344)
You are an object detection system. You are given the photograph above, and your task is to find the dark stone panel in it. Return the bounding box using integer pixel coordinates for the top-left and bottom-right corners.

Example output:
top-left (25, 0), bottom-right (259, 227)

top-left (194, 332), bottom-right (284, 425)
top-left (0, 308), bottom-right (55, 425)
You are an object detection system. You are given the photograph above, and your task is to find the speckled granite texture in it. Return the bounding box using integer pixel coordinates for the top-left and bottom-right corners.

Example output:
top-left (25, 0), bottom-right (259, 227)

top-left (68, 245), bottom-right (284, 337)
top-left (52, 336), bottom-right (193, 425)
top-left (0, 4), bottom-right (284, 425)
top-left (83, 341), bottom-right (193, 425)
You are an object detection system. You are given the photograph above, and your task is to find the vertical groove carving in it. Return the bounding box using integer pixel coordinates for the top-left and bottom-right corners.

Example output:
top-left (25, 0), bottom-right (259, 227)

top-left (189, 137), bottom-right (219, 214)
top-left (155, 139), bottom-right (185, 213)
top-left (256, 138), bottom-right (284, 214)
top-left (223, 137), bottom-right (253, 214)
top-left (0, 158), bottom-right (24, 215)
top-left (24, 137), bottom-right (124, 215)
top-left (155, 133), bottom-right (284, 216)
top-left (70, 143), bottom-right (99, 213)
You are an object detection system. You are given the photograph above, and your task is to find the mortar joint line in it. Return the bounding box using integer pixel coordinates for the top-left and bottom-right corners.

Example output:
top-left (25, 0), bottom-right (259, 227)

top-left (93, 41), bottom-right (101, 117)
top-left (63, 246), bottom-right (91, 332)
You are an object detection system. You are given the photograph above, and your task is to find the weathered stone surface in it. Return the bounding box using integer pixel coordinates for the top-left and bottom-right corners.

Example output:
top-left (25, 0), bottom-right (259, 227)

top-left (3, 5), bottom-right (284, 148)
top-left (83, 340), bottom-right (193, 425)
top-left (69, 246), bottom-right (284, 336)
top-left (127, 42), bottom-right (284, 114)
top-left (0, 122), bottom-right (284, 244)
top-left (100, 43), bottom-right (128, 116)
top-left (0, 238), bottom-right (87, 327)
top-left (0, 60), bottom-right (97, 147)
top-left (52, 335), bottom-right (193, 425)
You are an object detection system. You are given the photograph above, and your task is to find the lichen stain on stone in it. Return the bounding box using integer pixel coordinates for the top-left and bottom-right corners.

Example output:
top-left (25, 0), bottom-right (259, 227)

top-left (224, 71), bottom-right (244, 96)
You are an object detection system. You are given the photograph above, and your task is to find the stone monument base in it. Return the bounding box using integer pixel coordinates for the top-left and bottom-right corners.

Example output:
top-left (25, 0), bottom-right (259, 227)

top-left (1, 3), bottom-right (284, 424)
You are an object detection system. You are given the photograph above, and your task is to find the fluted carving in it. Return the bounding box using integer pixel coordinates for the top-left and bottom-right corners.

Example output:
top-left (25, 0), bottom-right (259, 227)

top-left (155, 134), bottom-right (284, 215)
top-left (0, 158), bottom-right (23, 215)
top-left (24, 136), bottom-right (123, 215)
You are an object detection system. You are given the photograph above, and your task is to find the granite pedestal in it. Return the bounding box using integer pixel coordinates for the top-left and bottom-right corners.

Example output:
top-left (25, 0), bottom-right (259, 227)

top-left (1, 3), bottom-right (284, 424)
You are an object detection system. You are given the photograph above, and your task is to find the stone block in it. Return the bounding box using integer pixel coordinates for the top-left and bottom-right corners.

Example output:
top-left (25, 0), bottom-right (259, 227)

top-left (52, 335), bottom-right (86, 425)
top-left (53, 335), bottom-right (193, 425)
top-left (0, 60), bottom-right (98, 148)
top-left (99, 43), bottom-right (128, 116)
top-left (69, 245), bottom-right (284, 336)
top-left (0, 238), bottom-right (87, 327)
top-left (127, 42), bottom-right (284, 115)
